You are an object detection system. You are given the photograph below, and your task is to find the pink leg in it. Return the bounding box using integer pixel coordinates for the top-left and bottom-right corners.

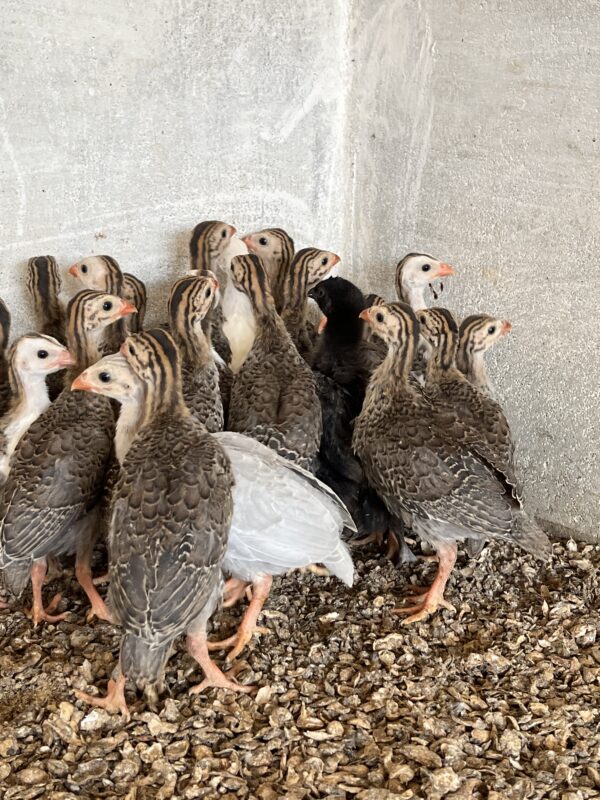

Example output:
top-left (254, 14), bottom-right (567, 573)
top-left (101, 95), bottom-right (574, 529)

top-left (208, 575), bottom-right (273, 661)
top-left (75, 671), bottom-right (130, 718)
top-left (188, 634), bottom-right (255, 695)
top-left (393, 542), bottom-right (458, 624)
top-left (75, 560), bottom-right (114, 623)
top-left (222, 578), bottom-right (251, 608)
top-left (26, 559), bottom-right (68, 627)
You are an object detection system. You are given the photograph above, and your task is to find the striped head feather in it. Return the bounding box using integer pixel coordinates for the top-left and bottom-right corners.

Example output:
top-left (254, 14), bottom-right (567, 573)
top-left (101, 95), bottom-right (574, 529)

top-left (242, 227), bottom-right (294, 285)
top-left (26, 256), bottom-right (63, 319)
top-left (66, 290), bottom-right (136, 370)
top-left (229, 253), bottom-right (275, 318)
top-left (122, 273), bottom-right (147, 332)
top-left (360, 301), bottom-right (420, 382)
top-left (416, 307), bottom-right (459, 372)
top-left (168, 273), bottom-right (219, 361)
top-left (456, 314), bottom-right (512, 389)
top-left (68, 255), bottom-right (123, 295)
top-left (278, 247), bottom-right (340, 315)
top-left (189, 220), bottom-right (236, 273)
top-left (0, 298), bottom-right (10, 353)
top-left (121, 328), bottom-right (185, 421)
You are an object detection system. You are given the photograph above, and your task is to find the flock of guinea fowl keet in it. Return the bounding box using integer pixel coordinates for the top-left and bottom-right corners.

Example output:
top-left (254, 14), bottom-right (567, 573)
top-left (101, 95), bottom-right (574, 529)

top-left (0, 221), bottom-right (551, 716)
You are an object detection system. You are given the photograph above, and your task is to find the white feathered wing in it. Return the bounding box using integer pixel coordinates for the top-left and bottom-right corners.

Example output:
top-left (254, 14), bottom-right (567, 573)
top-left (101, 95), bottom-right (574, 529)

top-left (214, 431), bottom-right (356, 586)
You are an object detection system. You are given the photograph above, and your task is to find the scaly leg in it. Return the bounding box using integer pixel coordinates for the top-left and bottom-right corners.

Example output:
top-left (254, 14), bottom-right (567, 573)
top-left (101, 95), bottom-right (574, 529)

top-left (393, 542), bottom-right (458, 624)
top-left (26, 559), bottom-right (68, 626)
top-left (188, 634), bottom-right (255, 695)
top-left (75, 671), bottom-right (130, 718)
top-left (222, 578), bottom-right (251, 608)
top-left (208, 575), bottom-right (273, 661)
top-left (75, 559), bottom-right (114, 623)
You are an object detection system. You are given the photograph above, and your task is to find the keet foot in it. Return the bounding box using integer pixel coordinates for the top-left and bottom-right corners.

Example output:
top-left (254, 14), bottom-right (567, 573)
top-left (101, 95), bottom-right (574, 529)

top-left (26, 593), bottom-right (68, 627)
top-left (75, 674), bottom-right (130, 718)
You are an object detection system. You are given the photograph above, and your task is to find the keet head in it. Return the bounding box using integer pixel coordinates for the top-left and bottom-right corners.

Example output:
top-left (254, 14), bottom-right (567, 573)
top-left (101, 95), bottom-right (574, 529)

top-left (309, 277), bottom-right (365, 320)
top-left (168, 272), bottom-right (220, 333)
top-left (26, 256), bottom-right (62, 307)
top-left (359, 301), bottom-right (419, 347)
top-left (416, 307), bottom-right (459, 346)
top-left (67, 255), bottom-right (123, 294)
top-left (11, 334), bottom-right (75, 377)
top-left (66, 291), bottom-right (136, 335)
top-left (71, 352), bottom-right (143, 402)
top-left (189, 220), bottom-right (237, 270)
top-left (293, 248), bottom-right (341, 290)
top-left (459, 314), bottom-right (512, 354)
top-left (242, 228), bottom-right (294, 262)
top-left (396, 252), bottom-right (455, 308)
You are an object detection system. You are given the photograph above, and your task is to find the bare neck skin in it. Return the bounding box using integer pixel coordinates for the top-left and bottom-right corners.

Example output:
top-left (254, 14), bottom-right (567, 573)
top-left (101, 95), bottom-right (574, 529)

top-left (399, 279), bottom-right (427, 312)
top-left (114, 393), bottom-right (145, 465)
top-left (0, 371), bottom-right (52, 480)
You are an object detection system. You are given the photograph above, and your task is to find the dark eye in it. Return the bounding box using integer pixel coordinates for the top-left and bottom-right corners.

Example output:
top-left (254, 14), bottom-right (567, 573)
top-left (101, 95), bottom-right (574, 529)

top-left (488, 325), bottom-right (496, 335)
top-left (99, 372), bottom-right (111, 383)
top-left (419, 315), bottom-right (426, 324)
top-left (259, 237), bottom-right (268, 246)
top-left (205, 287), bottom-right (212, 299)
top-left (81, 264), bottom-right (88, 274)
top-left (375, 312), bottom-right (384, 323)
top-left (129, 346), bottom-right (135, 356)
top-left (37, 350), bottom-right (48, 359)
top-left (221, 229), bottom-right (228, 238)
top-left (321, 257), bottom-right (328, 266)
top-left (103, 301), bottom-right (113, 311)
top-left (422, 264), bottom-right (431, 272)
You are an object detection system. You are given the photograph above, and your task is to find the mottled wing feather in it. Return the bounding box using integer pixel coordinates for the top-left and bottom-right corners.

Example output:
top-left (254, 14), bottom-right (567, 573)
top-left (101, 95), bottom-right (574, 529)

top-left (0, 391), bottom-right (114, 562)
top-left (108, 420), bottom-right (232, 645)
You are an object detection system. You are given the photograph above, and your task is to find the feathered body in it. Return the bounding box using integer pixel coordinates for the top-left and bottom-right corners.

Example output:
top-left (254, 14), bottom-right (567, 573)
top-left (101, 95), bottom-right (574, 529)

top-left (228, 254), bottom-right (322, 471)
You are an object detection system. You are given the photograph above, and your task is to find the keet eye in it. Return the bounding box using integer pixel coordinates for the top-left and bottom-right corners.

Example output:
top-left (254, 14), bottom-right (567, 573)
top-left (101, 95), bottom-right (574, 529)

top-left (37, 349), bottom-right (48, 359)
top-left (99, 372), bottom-right (111, 383)
top-left (103, 301), bottom-right (113, 311)
top-left (129, 346), bottom-right (135, 356)
top-left (421, 264), bottom-right (431, 272)
top-left (221, 229), bottom-right (228, 238)
top-left (487, 325), bottom-right (496, 335)
top-left (205, 287), bottom-right (212, 299)
top-left (321, 257), bottom-right (328, 266)
top-left (259, 237), bottom-right (268, 246)
top-left (81, 264), bottom-right (88, 274)
top-left (375, 312), bottom-right (384, 323)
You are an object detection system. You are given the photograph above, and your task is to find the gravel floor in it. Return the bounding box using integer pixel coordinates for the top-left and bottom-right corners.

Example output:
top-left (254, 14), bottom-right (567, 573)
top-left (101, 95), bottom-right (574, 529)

top-left (0, 539), bottom-right (599, 800)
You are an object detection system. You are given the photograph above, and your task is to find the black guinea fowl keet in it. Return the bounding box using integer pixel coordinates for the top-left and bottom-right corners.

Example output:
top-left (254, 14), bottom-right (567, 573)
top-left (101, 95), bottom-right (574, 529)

top-left (0, 291), bottom-right (136, 625)
top-left (353, 301), bottom-right (551, 624)
top-left (73, 328), bottom-right (250, 717)
top-left (227, 253), bottom-right (322, 471)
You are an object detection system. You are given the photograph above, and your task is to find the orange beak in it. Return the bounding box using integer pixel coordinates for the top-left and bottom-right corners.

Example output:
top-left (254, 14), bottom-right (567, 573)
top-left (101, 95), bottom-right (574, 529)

top-left (501, 320), bottom-right (512, 335)
top-left (318, 316), bottom-right (328, 334)
top-left (71, 373), bottom-right (93, 392)
top-left (359, 309), bottom-right (371, 323)
top-left (55, 350), bottom-right (76, 368)
top-left (68, 265), bottom-right (78, 277)
top-left (211, 276), bottom-right (220, 291)
top-left (241, 234), bottom-right (253, 249)
top-left (436, 262), bottom-right (455, 278)
top-left (330, 253), bottom-right (340, 267)
top-left (228, 225), bottom-right (237, 237)
top-left (118, 300), bottom-right (137, 318)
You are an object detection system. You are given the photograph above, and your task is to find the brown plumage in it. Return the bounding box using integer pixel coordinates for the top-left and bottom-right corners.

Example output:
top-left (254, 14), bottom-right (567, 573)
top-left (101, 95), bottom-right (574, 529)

top-left (352, 301), bottom-right (550, 624)
top-left (242, 227), bottom-right (295, 305)
top-left (0, 290), bottom-right (135, 625)
top-left (189, 220), bottom-right (238, 404)
top-left (227, 254), bottom-right (322, 471)
top-left (0, 298), bottom-right (11, 417)
top-left (26, 256), bottom-right (66, 400)
top-left (456, 313), bottom-right (512, 398)
top-left (168, 273), bottom-right (224, 432)
top-left (277, 247), bottom-right (340, 358)
top-left (74, 328), bottom-right (250, 716)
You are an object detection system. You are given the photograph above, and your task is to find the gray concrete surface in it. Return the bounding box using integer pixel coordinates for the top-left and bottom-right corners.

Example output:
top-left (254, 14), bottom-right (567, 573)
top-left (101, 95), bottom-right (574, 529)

top-left (1, 1), bottom-right (598, 540)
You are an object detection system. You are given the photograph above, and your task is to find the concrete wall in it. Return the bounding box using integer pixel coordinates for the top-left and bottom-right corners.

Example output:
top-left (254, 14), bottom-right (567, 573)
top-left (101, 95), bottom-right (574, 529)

top-left (1, 1), bottom-right (598, 540)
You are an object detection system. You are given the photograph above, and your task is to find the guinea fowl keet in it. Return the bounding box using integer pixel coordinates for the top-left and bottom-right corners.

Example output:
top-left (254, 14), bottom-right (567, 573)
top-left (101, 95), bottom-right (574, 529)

top-left (242, 227), bottom-right (295, 306)
top-left (0, 335), bottom-right (75, 486)
top-left (395, 253), bottom-right (455, 311)
top-left (456, 313), bottom-right (512, 398)
top-left (73, 329), bottom-right (249, 716)
top-left (277, 247), bottom-right (341, 358)
top-left (26, 256), bottom-right (67, 400)
top-left (0, 298), bottom-right (11, 417)
top-left (227, 253), bottom-right (322, 471)
top-left (168, 272), bottom-right (224, 433)
top-left (353, 302), bottom-right (551, 624)
top-left (68, 255), bottom-right (128, 351)
top-left (73, 351), bottom-right (355, 663)
top-left (309, 277), bottom-right (415, 564)
top-left (0, 290), bottom-right (135, 625)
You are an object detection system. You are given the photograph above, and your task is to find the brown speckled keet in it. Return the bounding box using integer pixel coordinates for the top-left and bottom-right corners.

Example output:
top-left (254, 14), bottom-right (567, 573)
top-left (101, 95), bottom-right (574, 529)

top-left (168, 272), bottom-right (224, 433)
top-left (227, 254), bottom-right (322, 471)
